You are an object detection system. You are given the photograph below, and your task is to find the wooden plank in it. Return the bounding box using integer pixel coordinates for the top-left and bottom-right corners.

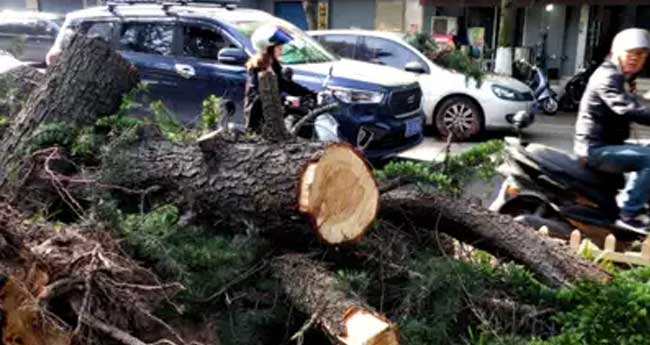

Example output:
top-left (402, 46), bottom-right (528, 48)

top-left (604, 234), bottom-right (616, 252)
top-left (570, 230), bottom-right (581, 251)
top-left (642, 237), bottom-right (650, 259)
top-left (597, 251), bottom-right (650, 267)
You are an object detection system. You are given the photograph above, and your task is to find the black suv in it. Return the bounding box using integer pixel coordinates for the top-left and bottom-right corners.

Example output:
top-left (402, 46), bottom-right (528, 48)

top-left (48, 2), bottom-right (425, 160)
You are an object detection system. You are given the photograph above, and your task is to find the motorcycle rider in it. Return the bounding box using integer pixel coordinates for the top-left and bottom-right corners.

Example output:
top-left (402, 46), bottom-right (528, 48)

top-left (575, 28), bottom-right (650, 234)
top-left (244, 24), bottom-right (315, 132)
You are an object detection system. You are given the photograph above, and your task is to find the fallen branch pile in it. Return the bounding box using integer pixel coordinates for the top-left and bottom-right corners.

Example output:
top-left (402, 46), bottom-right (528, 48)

top-left (0, 35), bottom-right (610, 345)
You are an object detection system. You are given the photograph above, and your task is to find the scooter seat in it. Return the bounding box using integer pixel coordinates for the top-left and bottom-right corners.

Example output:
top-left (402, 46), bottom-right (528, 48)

top-left (525, 144), bottom-right (622, 188)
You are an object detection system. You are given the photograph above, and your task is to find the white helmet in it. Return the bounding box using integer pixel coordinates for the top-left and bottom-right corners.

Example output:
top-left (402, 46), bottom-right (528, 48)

top-left (611, 28), bottom-right (650, 54)
top-left (251, 24), bottom-right (293, 51)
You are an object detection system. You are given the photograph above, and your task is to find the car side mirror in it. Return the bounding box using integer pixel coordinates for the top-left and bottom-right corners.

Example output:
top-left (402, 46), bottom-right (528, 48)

top-left (405, 61), bottom-right (426, 74)
top-left (218, 47), bottom-right (247, 66)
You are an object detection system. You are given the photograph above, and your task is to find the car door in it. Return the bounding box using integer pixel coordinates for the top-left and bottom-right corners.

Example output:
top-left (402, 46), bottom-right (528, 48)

top-left (312, 34), bottom-right (359, 60)
top-left (174, 21), bottom-right (247, 124)
top-left (18, 20), bottom-right (59, 64)
top-left (0, 22), bottom-right (20, 57)
top-left (117, 20), bottom-right (185, 119)
top-left (360, 36), bottom-right (438, 119)
top-left (0, 21), bottom-right (40, 62)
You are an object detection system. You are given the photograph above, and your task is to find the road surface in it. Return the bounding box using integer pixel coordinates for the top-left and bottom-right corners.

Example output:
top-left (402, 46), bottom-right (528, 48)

top-left (398, 111), bottom-right (650, 162)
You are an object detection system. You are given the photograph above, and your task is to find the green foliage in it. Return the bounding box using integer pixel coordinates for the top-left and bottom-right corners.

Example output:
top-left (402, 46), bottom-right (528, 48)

top-left (99, 202), bottom-right (288, 344)
top-left (376, 160), bottom-right (455, 192)
top-left (29, 122), bottom-right (76, 152)
top-left (405, 32), bottom-right (438, 58)
top-left (534, 267), bottom-right (650, 345)
top-left (0, 115), bottom-right (8, 128)
top-left (466, 330), bottom-right (528, 345)
top-left (149, 100), bottom-right (197, 142)
top-left (96, 114), bottom-right (144, 134)
top-left (336, 269), bottom-right (371, 296)
top-left (200, 95), bottom-right (221, 133)
top-left (376, 139), bottom-right (505, 194)
top-left (113, 83), bottom-right (147, 118)
top-left (437, 50), bottom-right (485, 87)
top-left (112, 204), bottom-right (270, 309)
top-left (405, 31), bottom-right (485, 86)
top-left (71, 126), bottom-right (99, 160)
top-left (399, 255), bottom-right (488, 345)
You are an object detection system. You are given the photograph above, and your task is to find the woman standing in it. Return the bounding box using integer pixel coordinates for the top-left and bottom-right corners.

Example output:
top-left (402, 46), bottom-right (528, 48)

top-left (244, 24), bottom-right (315, 132)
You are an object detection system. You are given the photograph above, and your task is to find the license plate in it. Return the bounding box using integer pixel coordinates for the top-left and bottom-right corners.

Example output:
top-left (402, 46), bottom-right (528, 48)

top-left (405, 118), bottom-right (422, 137)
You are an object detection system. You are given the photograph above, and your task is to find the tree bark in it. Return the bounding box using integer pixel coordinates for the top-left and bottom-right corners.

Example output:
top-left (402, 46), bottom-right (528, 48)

top-left (0, 34), bottom-right (138, 191)
top-left (100, 133), bottom-right (379, 246)
top-left (380, 188), bottom-right (610, 287)
top-left (494, 0), bottom-right (516, 76)
top-left (258, 71), bottom-right (293, 142)
top-left (273, 254), bottom-right (399, 345)
top-left (0, 64), bottom-right (44, 119)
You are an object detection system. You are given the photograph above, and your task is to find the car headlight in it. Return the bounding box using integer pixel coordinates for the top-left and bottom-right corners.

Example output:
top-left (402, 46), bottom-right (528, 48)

top-left (328, 87), bottom-right (384, 104)
top-left (492, 85), bottom-right (519, 100)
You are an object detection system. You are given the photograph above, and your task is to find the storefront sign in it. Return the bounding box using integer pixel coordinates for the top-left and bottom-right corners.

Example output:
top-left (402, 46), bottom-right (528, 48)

top-left (468, 27), bottom-right (485, 50)
top-left (317, 1), bottom-right (329, 30)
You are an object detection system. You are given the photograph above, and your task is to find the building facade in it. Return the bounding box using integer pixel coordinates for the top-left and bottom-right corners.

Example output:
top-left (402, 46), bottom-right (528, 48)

top-left (5, 0), bottom-right (650, 79)
top-left (252, 0), bottom-right (422, 32)
top-left (420, 1), bottom-right (650, 79)
top-left (2, 0), bottom-right (103, 13)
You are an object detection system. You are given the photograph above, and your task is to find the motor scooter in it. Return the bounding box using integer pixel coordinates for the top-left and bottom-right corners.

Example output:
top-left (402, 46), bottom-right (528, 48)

top-left (282, 66), bottom-right (343, 144)
top-left (558, 61), bottom-right (598, 112)
top-left (490, 136), bottom-right (646, 249)
top-left (516, 59), bottom-right (559, 115)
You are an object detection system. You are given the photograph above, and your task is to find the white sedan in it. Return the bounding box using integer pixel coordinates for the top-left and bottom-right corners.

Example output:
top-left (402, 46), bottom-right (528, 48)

top-left (310, 30), bottom-right (535, 140)
top-left (0, 51), bottom-right (24, 73)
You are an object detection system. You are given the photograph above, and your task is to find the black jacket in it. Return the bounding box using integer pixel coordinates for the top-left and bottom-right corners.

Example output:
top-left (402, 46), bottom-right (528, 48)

top-left (244, 60), bottom-right (314, 131)
top-left (574, 60), bottom-right (650, 157)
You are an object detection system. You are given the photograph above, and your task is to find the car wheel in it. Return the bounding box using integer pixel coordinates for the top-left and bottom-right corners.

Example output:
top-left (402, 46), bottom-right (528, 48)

top-left (542, 97), bottom-right (559, 115)
top-left (434, 97), bottom-right (483, 141)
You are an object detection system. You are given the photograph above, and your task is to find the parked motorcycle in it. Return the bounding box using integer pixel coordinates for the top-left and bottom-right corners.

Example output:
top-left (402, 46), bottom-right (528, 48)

top-left (489, 137), bottom-right (643, 249)
top-left (516, 59), bottom-right (559, 115)
top-left (558, 61), bottom-right (598, 112)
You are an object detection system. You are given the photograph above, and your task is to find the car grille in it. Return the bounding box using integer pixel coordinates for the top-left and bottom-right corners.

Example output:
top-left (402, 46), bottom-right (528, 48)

top-left (366, 130), bottom-right (421, 150)
top-left (389, 87), bottom-right (422, 117)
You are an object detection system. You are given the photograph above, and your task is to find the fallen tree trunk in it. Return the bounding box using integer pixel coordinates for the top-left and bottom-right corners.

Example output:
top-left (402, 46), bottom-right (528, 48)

top-left (0, 34), bottom-right (138, 191)
top-left (100, 132), bottom-right (379, 246)
top-left (273, 254), bottom-right (399, 345)
top-left (380, 188), bottom-right (610, 287)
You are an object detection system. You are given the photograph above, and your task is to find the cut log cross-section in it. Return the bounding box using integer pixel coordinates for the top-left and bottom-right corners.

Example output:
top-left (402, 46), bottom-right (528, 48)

top-left (103, 135), bottom-right (379, 246)
top-left (299, 144), bottom-right (379, 244)
top-left (273, 254), bottom-right (399, 345)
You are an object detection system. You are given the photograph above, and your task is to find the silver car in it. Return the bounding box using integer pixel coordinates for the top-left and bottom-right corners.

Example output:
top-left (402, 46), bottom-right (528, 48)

top-left (0, 10), bottom-right (63, 65)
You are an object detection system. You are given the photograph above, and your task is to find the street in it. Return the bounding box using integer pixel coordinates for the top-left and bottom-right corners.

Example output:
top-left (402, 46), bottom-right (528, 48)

top-left (399, 111), bottom-right (650, 161)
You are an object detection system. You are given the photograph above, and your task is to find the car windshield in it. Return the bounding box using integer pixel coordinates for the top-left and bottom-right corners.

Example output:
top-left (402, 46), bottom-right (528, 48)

top-left (233, 19), bottom-right (336, 65)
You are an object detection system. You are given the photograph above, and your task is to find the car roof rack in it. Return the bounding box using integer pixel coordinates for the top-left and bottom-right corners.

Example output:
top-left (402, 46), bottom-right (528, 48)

top-left (105, 0), bottom-right (240, 14)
